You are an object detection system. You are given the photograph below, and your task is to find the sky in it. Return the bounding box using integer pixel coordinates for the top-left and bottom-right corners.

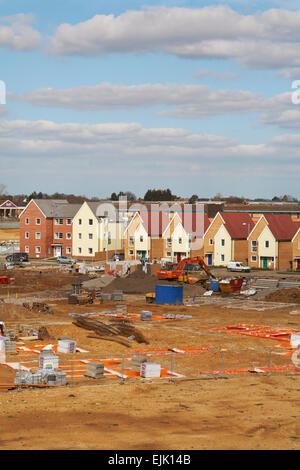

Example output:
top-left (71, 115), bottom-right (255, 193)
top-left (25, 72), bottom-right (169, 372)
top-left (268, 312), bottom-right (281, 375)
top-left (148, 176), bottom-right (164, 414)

top-left (1, 0), bottom-right (300, 200)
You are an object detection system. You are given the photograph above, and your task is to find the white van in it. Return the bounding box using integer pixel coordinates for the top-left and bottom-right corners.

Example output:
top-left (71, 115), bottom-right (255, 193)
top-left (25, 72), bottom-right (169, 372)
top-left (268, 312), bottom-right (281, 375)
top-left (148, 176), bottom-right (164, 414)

top-left (227, 261), bottom-right (250, 273)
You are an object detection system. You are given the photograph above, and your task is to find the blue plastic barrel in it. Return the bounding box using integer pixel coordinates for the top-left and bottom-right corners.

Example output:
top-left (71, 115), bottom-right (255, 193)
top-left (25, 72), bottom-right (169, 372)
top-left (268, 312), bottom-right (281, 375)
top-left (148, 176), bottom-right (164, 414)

top-left (210, 280), bottom-right (220, 292)
top-left (155, 285), bottom-right (183, 305)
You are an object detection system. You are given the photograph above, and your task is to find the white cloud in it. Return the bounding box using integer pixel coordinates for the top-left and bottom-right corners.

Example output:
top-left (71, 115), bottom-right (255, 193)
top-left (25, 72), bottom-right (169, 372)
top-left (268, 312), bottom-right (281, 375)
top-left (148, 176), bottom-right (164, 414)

top-left (0, 13), bottom-right (41, 51)
top-left (48, 6), bottom-right (300, 69)
top-left (11, 82), bottom-right (300, 129)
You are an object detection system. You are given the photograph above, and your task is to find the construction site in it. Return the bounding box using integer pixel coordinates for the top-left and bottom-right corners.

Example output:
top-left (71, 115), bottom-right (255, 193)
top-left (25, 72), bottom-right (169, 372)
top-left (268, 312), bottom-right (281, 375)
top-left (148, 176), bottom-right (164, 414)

top-left (0, 257), bottom-right (300, 450)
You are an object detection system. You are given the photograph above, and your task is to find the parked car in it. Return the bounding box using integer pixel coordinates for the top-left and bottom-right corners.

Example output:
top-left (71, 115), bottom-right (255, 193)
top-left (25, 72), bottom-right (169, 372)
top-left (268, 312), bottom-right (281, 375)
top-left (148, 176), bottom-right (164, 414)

top-left (6, 252), bottom-right (28, 263)
top-left (56, 256), bottom-right (76, 264)
top-left (227, 261), bottom-right (250, 273)
top-left (111, 253), bottom-right (125, 261)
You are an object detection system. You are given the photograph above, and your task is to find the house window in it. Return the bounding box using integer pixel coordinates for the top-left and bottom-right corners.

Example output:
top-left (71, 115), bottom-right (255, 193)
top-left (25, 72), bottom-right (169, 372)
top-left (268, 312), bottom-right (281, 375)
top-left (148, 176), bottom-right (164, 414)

top-left (66, 233), bottom-right (71, 240)
top-left (221, 239), bottom-right (225, 246)
top-left (140, 235), bottom-right (143, 242)
top-left (178, 237), bottom-right (182, 244)
top-left (36, 218), bottom-right (41, 225)
top-left (129, 236), bottom-right (134, 246)
top-left (35, 232), bottom-right (41, 239)
top-left (88, 233), bottom-right (93, 240)
top-left (209, 238), bottom-right (213, 245)
top-left (298, 242), bottom-right (300, 250)
top-left (25, 218), bottom-right (29, 224)
top-left (78, 233), bottom-right (82, 239)
top-left (66, 247), bottom-right (71, 254)
top-left (251, 240), bottom-right (257, 252)
top-left (89, 219), bottom-right (93, 225)
top-left (35, 246), bottom-right (40, 253)
top-left (25, 232), bottom-right (29, 239)
top-left (55, 232), bottom-right (63, 239)
top-left (221, 254), bottom-right (225, 262)
top-left (129, 249), bottom-right (134, 255)
top-left (265, 240), bottom-right (269, 248)
top-left (167, 237), bottom-right (172, 248)
top-left (251, 255), bottom-right (257, 262)
top-left (25, 246), bottom-right (29, 253)
top-left (78, 247), bottom-right (82, 254)
top-left (108, 232), bottom-right (111, 245)
top-left (88, 248), bottom-right (93, 254)
top-left (166, 251), bottom-right (172, 257)
top-left (66, 218), bottom-right (72, 225)
top-left (78, 219), bottom-right (82, 225)
top-left (55, 218), bottom-right (63, 225)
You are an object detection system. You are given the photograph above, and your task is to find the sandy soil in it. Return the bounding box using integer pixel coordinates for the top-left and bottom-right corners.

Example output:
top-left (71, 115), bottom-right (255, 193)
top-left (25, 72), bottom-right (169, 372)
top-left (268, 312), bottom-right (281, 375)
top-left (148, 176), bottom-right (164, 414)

top-left (0, 268), bottom-right (300, 450)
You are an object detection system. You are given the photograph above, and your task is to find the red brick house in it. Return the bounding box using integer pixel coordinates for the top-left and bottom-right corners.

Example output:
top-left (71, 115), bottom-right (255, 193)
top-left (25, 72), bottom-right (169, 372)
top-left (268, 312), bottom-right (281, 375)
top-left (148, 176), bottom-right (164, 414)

top-left (19, 199), bottom-right (81, 258)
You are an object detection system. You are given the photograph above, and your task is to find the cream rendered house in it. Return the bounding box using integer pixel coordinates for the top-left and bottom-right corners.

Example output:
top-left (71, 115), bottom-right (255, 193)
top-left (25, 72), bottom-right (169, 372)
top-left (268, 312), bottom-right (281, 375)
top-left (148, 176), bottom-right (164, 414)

top-left (162, 212), bottom-right (190, 262)
top-left (124, 212), bottom-right (151, 260)
top-left (213, 223), bottom-right (233, 266)
top-left (72, 201), bottom-right (124, 259)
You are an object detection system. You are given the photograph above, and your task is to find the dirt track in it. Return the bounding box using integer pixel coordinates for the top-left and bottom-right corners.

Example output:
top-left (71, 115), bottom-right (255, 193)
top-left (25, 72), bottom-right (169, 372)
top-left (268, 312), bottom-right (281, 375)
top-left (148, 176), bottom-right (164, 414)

top-left (0, 267), bottom-right (300, 450)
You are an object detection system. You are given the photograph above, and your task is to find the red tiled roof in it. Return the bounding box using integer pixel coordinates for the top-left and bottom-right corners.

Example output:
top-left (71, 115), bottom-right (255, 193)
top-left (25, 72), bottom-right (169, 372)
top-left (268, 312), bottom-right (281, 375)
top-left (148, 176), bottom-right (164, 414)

top-left (219, 212), bottom-right (255, 239)
top-left (264, 213), bottom-right (300, 241)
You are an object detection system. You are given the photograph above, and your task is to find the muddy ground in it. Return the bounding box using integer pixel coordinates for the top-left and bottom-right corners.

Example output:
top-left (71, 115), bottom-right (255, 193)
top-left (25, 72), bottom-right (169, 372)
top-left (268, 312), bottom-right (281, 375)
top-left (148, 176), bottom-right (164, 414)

top-left (0, 266), bottom-right (300, 450)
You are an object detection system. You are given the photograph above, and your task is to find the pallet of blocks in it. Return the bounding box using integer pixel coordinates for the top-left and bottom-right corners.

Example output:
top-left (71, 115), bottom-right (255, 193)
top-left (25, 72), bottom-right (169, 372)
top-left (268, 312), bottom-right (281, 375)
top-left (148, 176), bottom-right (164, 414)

top-left (85, 362), bottom-right (105, 379)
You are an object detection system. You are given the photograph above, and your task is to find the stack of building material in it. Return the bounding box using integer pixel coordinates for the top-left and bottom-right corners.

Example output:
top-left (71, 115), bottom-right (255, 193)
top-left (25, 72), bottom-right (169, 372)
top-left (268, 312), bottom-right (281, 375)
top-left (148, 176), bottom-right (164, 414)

top-left (116, 305), bottom-right (127, 315)
top-left (111, 290), bottom-right (123, 301)
top-left (85, 362), bottom-right (104, 379)
top-left (14, 371), bottom-right (42, 385)
top-left (140, 310), bottom-right (152, 321)
top-left (5, 340), bottom-right (17, 355)
top-left (140, 363), bottom-right (161, 378)
top-left (57, 339), bottom-right (77, 353)
top-left (42, 370), bottom-right (67, 385)
top-left (39, 350), bottom-right (59, 370)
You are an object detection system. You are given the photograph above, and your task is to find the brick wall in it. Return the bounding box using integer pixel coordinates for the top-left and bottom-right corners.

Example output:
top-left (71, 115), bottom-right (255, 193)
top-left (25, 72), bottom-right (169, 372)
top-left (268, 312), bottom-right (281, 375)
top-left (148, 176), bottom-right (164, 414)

top-left (233, 240), bottom-right (248, 265)
top-left (278, 241), bottom-right (293, 271)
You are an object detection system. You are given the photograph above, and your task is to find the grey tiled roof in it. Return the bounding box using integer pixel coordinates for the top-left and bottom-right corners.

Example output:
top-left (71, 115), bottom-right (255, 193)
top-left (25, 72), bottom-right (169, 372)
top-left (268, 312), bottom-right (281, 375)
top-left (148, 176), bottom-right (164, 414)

top-left (33, 200), bottom-right (81, 218)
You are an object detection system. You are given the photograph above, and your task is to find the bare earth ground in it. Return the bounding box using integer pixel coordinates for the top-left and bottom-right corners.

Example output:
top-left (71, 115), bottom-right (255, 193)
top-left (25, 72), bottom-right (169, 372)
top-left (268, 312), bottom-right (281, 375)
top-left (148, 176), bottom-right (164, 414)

top-left (0, 266), bottom-right (300, 450)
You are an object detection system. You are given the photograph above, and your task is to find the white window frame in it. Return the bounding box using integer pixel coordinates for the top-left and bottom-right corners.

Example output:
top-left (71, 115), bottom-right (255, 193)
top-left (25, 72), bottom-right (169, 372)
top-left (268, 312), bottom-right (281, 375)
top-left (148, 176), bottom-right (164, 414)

top-left (88, 219), bottom-right (93, 225)
top-left (36, 218), bottom-right (41, 225)
top-left (251, 255), bottom-right (257, 262)
top-left (88, 233), bottom-right (93, 240)
top-left (129, 236), bottom-right (134, 246)
top-left (221, 239), bottom-right (225, 247)
top-left (66, 218), bottom-right (72, 225)
top-left (35, 232), bottom-right (41, 239)
top-left (66, 233), bottom-right (71, 240)
top-left (78, 247), bottom-right (82, 254)
top-left (88, 248), bottom-right (93, 254)
top-left (178, 237), bottom-right (182, 244)
top-left (25, 218), bottom-right (29, 225)
top-left (35, 246), bottom-right (41, 253)
top-left (265, 240), bottom-right (269, 248)
top-left (66, 247), bottom-right (71, 254)
top-left (78, 219), bottom-right (82, 225)
top-left (129, 249), bottom-right (134, 255)
top-left (166, 251), bottom-right (172, 257)
top-left (221, 254), bottom-right (225, 262)
top-left (25, 232), bottom-right (29, 239)
top-left (140, 235), bottom-right (144, 243)
top-left (55, 232), bottom-right (63, 239)
top-left (209, 238), bottom-right (213, 245)
top-left (55, 218), bottom-right (63, 225)
top-left (25, 246), bottom-right (29, 253)
top-left (78, 233), bottom-right (82, 240)
top-left (251, 240), bottom-right (257, 252)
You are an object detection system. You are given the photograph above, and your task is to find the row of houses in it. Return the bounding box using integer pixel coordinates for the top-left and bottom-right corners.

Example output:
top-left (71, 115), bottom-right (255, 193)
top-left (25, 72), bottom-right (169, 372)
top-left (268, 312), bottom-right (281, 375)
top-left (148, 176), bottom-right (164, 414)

top-left (17, 199), bottom-right (300, 271)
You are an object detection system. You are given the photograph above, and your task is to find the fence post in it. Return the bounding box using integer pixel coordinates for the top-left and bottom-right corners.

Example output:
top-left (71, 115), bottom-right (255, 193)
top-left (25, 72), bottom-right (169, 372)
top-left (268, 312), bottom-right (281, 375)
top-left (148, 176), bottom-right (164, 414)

top-left (169, 354), bottom-right (175, 382)
top-left (219, 349), bottom-right (225, 379)
top-left (267, 349), bottom-right (272, 376)
top-left (120, 354), bottom-right (125, 385)
top-left (71, 358), bottom-right (74, 387)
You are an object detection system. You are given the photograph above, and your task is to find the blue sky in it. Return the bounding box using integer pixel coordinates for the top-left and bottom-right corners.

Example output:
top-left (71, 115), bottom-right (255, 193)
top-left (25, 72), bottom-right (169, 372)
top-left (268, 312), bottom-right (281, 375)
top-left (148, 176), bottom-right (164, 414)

top-left (1, 1), bottom-right (300, 199)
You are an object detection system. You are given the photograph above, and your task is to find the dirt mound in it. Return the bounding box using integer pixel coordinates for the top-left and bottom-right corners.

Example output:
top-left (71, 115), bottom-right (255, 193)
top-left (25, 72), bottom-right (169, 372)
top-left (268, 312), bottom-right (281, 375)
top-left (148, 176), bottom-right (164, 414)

top-left (102, 270), bottom-right (158, 294)
top-left (264, 288), bottom-right (300, 303)
top-left (102, 268), bottom-right (206, 296)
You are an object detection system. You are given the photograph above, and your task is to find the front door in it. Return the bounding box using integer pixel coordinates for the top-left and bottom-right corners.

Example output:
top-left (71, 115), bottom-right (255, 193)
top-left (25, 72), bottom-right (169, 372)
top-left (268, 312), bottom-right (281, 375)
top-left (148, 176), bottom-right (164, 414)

top-left (207, 254), bottom-right (212, 266)
top-left (297, 260), bottom-right (300, 270)
top-left (54, 246), bottom-right (62, 257)
top-left (262, 257), bottom-right (268, 269)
